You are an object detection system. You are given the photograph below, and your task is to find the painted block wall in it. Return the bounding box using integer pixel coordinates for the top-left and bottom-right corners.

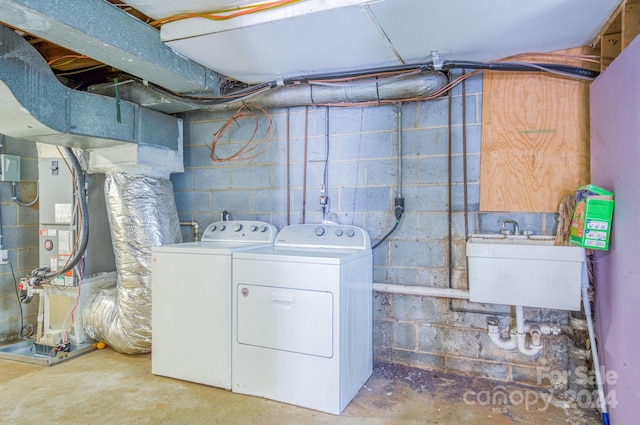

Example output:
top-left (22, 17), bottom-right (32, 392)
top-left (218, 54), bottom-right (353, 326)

top-left (175, 74), bottom-right (571, 386)
top-left (0, 137), bottom-right (39, 343)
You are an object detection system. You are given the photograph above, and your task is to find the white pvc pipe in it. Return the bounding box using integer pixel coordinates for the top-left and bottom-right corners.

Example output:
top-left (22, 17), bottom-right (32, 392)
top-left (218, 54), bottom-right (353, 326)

top-left (516, 305), bottom-right (526, 332)
top-left (373, 283), bottom-right (470, 299)
top-left (516, 333), bottom-right (542, 356)
top-left (581, 257), bottom-right (609, 424)
top-left (373, 285), bottom-right (544, 356)
top-left (488, 329), bottom-right (517, 350)
top-left (485, 305), bottom-right (542, 356)
top-left (515, 305), bottom-right (543, 356)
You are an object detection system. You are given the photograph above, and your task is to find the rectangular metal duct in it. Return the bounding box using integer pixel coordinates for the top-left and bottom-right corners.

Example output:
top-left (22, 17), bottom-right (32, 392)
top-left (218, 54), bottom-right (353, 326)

top-left (0, 24), bottom-right (183, 173)
top-left (0, 0), bottom-right (223, 94)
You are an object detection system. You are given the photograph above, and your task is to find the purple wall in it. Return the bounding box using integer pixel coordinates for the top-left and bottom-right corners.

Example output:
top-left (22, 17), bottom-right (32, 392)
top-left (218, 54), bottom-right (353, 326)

top-left (590, 36), bottom-right (640, 422)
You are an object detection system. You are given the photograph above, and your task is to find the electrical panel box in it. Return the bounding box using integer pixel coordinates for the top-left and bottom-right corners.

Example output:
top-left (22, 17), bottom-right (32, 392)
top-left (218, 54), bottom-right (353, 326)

top-left (0, 154), bottom-right (20, 182)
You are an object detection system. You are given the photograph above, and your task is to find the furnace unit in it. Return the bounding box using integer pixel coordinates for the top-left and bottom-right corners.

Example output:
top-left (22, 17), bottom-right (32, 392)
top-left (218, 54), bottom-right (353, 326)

top-left (35, 147), bottom-right (115, 349)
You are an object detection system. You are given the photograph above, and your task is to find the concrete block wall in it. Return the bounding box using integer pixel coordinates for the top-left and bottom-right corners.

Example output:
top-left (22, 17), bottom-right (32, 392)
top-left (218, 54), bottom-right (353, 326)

top-left (175, 73), bottom-right (572, 386)
top-left (0, 137), bottom-right (39, 343)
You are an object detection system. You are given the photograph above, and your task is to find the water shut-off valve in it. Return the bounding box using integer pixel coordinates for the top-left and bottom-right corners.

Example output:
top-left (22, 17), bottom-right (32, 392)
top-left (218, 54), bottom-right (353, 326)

top-left (18, 277), bottom-right (35, 304)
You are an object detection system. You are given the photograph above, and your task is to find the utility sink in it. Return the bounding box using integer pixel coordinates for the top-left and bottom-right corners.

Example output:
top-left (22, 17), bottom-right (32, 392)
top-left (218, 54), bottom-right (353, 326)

top-left (466, 234), bottom-right (585, 310)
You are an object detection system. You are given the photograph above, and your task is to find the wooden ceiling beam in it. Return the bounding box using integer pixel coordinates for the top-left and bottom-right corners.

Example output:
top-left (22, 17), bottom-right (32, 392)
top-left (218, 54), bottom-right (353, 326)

top-left (592, 0), bottom-right (640, 70)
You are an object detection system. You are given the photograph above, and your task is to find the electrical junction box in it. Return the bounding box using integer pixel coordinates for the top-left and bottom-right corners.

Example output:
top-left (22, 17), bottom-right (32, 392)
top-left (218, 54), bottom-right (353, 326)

top-left (0, 154), bottom-right (20, 182)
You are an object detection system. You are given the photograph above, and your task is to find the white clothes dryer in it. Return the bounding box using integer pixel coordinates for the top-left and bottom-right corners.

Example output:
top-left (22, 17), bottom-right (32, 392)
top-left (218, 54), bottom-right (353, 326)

top-left (151, 220), bottom-right (277, 389)
top-left (231, 224), bottom-right (372, 415)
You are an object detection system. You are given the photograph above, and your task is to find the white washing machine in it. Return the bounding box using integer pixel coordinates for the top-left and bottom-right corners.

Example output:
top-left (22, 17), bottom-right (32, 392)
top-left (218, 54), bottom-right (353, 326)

top-left (151, 220), bottom-right (277, 389)
top-left (231, 224), bottom-right (372, 415)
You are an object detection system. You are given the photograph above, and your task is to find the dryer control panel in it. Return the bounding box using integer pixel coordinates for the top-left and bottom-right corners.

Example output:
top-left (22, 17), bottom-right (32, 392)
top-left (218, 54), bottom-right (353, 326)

top-left (201, 221), bottom-right (277, 243)
top-left (275, 224), bottom-right (371, 249)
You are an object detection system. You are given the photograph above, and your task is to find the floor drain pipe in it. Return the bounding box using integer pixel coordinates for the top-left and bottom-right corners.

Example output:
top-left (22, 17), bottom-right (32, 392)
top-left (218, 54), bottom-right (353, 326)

top-left (581, 256), bottom-right (610, 425)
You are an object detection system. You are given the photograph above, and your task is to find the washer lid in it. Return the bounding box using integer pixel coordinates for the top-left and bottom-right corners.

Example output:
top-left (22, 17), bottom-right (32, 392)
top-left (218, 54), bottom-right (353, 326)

top-left (232, 245), bottom-right (372, 265)
top-left (152, 241), bottom-right (273, 255)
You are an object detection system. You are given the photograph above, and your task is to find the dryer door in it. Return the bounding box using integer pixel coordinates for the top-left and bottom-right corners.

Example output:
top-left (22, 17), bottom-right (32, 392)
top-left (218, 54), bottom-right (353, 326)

top-left (237, 284), bottom-right (333, 358)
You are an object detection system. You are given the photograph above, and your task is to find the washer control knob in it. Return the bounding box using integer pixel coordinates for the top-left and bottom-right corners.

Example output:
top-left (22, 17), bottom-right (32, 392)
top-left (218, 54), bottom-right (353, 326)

top-left (335, 229), bottom-right (343, 237)
top-left (260, 225), bottom-right (268, 232)
top-left (250, 224), bottom-right (258, 232)
top-left (233, 223), bottom-right (243, 232)
top-left (347, 229), bottom-right (356, 237)
top-left (218, 224), bottom-right (226, 231)
top-left (209, 225), bottom-right (217, 232)
top-left (314, 226), bottom-right (325, 237)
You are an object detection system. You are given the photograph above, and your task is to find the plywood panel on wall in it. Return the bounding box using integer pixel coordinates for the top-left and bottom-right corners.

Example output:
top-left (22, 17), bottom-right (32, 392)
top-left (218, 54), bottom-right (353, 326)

top-left (480, 49), bottom-right (592, 212)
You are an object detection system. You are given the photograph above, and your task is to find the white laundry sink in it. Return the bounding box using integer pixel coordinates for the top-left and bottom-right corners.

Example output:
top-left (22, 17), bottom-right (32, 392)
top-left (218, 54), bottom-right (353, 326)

top-left (466, 234), bottom-right (585, 310)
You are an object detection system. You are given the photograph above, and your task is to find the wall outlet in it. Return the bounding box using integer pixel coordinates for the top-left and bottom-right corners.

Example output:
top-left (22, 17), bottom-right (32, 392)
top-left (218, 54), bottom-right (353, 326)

top-left (0, 249), bottom-right (8, 264)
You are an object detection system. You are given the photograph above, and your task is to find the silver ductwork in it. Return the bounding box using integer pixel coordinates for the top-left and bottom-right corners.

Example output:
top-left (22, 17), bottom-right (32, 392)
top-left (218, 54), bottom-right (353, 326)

top-left (83, 173), bottom-right (182, 354)
top-left (230, 71), bottom-right (449, 110)
top-left (89, 71), bottom-right (449, 113)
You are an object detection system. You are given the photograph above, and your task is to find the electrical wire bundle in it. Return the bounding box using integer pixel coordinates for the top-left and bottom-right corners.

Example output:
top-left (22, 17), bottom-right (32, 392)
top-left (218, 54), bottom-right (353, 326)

top-left (51, 48), bottom-right (603, 110)
top-left (149, 0), bottom-right (300, 27)
top-left (210, 104), bottom-right (273, 162)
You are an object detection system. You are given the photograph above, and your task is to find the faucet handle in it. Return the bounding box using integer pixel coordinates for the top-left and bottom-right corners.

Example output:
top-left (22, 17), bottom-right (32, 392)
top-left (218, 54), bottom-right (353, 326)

top-left (522, 230), bottom-right (533, 236)
top-left (500, 229), bottom-right (512, 235)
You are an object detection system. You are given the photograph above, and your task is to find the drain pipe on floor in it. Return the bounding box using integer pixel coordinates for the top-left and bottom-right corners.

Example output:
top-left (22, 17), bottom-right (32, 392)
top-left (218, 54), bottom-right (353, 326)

top-left (581, 256), bottom-right (610, 425)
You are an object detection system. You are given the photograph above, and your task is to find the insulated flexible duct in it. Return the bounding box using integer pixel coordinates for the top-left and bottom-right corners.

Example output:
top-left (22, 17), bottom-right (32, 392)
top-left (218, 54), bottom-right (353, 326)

top-left (90, 72), bottom-right (449, 112)
top-left (83, 172), bottom-right (182, 354)
top-left (212, 71), bottom-right (449, 110)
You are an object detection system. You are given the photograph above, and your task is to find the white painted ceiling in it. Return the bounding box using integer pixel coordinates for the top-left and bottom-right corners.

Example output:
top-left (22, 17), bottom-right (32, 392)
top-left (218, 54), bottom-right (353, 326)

top-left (124, 0), bottom-right (621, 84)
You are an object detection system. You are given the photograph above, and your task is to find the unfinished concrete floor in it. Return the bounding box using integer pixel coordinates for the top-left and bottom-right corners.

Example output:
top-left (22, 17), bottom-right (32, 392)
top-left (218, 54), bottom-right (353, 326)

top-left (0, 348), bottom-right (600, 425)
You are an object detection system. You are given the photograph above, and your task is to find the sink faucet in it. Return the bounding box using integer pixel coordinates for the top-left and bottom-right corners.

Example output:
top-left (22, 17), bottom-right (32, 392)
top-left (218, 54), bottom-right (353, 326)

top-left (501, 219), bottom-right (520, 236)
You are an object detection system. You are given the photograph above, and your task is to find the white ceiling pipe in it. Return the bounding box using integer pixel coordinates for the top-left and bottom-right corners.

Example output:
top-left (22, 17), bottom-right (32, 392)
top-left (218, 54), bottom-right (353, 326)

top-left (373, 283), bottom-right (469, 299)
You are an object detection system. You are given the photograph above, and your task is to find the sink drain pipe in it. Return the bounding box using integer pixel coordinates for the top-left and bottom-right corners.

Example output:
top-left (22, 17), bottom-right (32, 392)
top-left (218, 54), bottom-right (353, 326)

top-left (581, 257), bottom-right (610, 425)
top-left (487, 305), bottom-right (543, 356)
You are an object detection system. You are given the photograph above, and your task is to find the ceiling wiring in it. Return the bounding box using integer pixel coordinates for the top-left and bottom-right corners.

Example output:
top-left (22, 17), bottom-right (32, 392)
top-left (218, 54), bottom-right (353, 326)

top-left (47, 54), bottom-right (88, 66)
top-left (56, 64), bottom-right (108, 77)
top-left (149, 0), bottom-right (300, 27)
top-left (171, 52), bottom-right (601, 107)
top-left (496, 61), bottom-right (596, 80)
top-left (209, 104), bottom-right (273, 162)
top-left (62, 49), bottom-right (603, 110)
top-left (497, 51), bottom-right (608, 67)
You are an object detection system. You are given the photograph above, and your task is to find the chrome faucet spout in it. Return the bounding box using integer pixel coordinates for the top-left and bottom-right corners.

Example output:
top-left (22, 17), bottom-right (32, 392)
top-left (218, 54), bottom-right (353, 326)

top-left (501, 219), bottom-right (520, 236)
